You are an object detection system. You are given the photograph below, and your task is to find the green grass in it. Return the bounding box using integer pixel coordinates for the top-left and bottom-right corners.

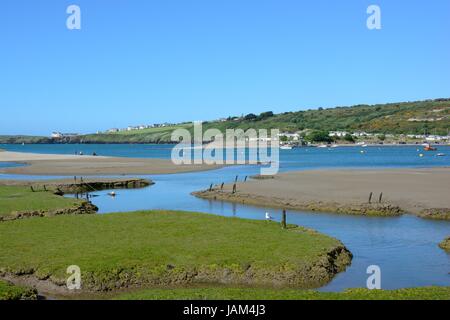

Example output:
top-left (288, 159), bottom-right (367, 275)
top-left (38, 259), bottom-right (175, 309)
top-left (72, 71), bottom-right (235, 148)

top-left (0, 211), bottom-right (347, 291)
top-left (0, 280), bottom-right (37, 300)
top-left (115, 286), bottom-right (450, 300)
top-left (0, 186), bottom-right (86, 218)
top-left (80, 124), bottom-right (193, 143)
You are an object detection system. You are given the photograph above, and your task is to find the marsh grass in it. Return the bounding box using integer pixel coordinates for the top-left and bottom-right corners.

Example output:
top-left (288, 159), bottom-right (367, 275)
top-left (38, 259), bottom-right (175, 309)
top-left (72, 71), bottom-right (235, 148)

top-left (0, 211), bottom-right (346, 290)
top-left (115, 286), bottom-right (450, 300)
top-left (0, 186), bottom-right (85, 218)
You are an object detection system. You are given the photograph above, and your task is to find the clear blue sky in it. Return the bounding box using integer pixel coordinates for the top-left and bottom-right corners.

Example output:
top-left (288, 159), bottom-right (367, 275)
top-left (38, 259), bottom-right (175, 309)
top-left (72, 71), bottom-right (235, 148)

top-left (1, 0), bottom-right (449, 135)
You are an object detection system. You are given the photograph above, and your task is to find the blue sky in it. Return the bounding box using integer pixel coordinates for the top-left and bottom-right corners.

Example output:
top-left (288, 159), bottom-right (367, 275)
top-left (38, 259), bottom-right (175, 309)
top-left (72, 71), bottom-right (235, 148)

top-left (1, 0), bottom-right (449, 135)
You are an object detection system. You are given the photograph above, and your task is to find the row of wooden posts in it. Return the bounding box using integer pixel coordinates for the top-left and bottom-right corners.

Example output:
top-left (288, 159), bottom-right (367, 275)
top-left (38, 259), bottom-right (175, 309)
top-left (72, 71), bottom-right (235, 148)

top-left (30, 185), bottom-right (46, 192)
top-left (208, 175), bottom-right (248, 194)
top-left (206, 176), bottom-right (287, 229)
top-left (368, 192), bottom-right (383, 204)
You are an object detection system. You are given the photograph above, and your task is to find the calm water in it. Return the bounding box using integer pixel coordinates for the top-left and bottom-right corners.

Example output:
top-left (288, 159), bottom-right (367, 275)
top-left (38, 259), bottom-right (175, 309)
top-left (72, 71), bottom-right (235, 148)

top-left (1, 144), bottom-right (449, 291)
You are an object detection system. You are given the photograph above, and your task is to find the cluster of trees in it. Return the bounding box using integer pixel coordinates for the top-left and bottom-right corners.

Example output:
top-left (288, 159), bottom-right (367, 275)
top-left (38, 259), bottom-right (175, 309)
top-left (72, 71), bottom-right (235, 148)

top-left (243, 111), bottom-right (274, 121)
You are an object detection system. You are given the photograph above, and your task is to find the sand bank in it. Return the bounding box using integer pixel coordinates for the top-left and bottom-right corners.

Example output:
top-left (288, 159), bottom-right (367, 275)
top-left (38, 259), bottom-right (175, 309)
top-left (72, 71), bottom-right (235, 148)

top-left (0, 151), bottom-right (222, 175)
top-left (194, 168), bottom-right (450, 219)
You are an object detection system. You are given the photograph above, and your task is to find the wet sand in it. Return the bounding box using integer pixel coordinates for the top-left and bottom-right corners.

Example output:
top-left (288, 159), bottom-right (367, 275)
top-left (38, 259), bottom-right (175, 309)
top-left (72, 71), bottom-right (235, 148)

top-left (194, 168), bottom-right (450, 218)
top-left (0, 151), bottom-right (222, 175)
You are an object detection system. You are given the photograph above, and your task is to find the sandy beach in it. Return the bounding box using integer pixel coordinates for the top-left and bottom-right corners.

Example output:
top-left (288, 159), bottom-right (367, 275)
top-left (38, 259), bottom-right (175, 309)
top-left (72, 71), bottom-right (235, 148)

top-left (194, 168), bottom-right (450, 219)
top-left (0, 151), bottom-right (222, 175)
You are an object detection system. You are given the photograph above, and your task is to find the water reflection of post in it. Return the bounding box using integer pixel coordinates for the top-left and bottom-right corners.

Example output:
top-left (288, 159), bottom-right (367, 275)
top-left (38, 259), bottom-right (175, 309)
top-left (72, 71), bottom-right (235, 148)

top-left (232, 202), bottom-right (237, 217)
top-left (208, 199), bottom-right (213, 213)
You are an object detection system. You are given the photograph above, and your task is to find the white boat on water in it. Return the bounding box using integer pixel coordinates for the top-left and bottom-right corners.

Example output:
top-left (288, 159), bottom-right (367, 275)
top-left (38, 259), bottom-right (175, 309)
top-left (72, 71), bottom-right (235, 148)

top-left (317, 144), bottom-right (328, 148)
top-left (280, 145), bottom-right (293, 150)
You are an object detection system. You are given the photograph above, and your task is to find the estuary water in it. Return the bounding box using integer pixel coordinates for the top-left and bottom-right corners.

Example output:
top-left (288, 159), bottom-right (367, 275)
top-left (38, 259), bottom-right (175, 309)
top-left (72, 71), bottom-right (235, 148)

top-left (0, 144), bottom-right (449, 291)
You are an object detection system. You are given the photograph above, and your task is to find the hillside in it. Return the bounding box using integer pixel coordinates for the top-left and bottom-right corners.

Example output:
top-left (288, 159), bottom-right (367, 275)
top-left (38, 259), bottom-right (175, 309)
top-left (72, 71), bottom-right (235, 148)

top-left (202, 98), bottom-right (450, 135)
top-left (1, 99), bottom-right (449, 144)
top-left (0, 135), bottom-right (52, 144)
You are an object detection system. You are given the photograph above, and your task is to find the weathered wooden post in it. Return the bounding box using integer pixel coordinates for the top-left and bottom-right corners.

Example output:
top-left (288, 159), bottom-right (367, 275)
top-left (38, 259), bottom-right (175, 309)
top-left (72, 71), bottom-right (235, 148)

top-left (43, 185), bottom-right (47, 191)
top-left (281, 209), bottom-right (287, 229)
top-left (30, 186), bottom-right (34, 192)
top-left (378, 192), bottom-right (383, 203)
top-left (209, 183), bottom-right (213, 191)
top-left (220, 182), bottom-right (224, 190)
top-left (232, 183), bottom-right (237, 194)
top-left (368, 192), bottom-right (373, 204)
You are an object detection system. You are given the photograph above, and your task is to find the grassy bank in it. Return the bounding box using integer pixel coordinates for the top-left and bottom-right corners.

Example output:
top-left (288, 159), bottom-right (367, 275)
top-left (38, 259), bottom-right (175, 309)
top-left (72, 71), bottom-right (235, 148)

top-left (0, 211), bottom-right (351, 294)
top-left (115, 286), bottom-right (450, 300)
top-left (0, 280), bottom-right (37, 300)
top-left (0, 186), bottom-right (96, 221)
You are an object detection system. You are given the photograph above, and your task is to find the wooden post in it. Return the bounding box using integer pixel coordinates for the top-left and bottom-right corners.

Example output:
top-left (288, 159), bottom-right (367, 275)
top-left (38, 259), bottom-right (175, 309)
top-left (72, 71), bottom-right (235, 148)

top-left (43, 185), bottom-right (47, 191)
top-left (379, 192), bottom-right (383, 203)
top-left (220, 182), bottom-right (224, 190)
top-left (232, 183), bottom-right (237, 194)
top-left (368, 192), bottom-right (373, 204)
top-left (209, 183), bottom-right (213, 191)
top-left (281, 209), bottom-right (287, 229)
top-left (30, 186), bottom-right (34, 192)
top-left (244, 176), bottom-right (248, 182)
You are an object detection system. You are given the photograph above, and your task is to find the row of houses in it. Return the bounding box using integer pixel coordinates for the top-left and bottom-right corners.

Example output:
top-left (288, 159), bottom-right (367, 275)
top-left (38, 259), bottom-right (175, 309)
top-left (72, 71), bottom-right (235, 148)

top-left (278, 131), bottom-right (450, 142)
top-left (105, 123), bottom-right (174, 133)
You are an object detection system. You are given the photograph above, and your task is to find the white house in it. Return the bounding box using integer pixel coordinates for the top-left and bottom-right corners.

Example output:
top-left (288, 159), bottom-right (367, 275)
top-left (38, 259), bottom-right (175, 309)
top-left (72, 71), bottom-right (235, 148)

top-left (329, 131), bottom-right (349, 137)
top-left (278, 132), bottom-right (300, 141)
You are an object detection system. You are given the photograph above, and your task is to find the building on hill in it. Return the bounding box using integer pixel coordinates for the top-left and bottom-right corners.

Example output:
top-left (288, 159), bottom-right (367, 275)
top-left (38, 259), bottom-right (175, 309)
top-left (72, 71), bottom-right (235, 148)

top-left (329, 131), bottom-right (349, 138)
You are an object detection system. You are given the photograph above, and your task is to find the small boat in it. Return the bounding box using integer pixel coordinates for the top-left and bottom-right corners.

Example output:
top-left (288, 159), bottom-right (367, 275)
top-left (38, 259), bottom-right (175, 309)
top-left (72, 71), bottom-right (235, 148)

top-left (108, 192), bottom-right (116, 197)
top-left (280, 145), bottom-right (293, 150)
top-left (317, 144), bottom-right (328, 148)
top-left (423, 144), bottom-right (437, 151)
top-left (436, 153), bottom-right (445, 157)
top-left (331, 144), bottom-right (339, 148)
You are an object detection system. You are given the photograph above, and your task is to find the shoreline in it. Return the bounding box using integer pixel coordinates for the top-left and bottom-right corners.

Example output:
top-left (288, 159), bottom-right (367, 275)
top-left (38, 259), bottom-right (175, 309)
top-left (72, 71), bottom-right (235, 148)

top-left (0, 177), bottom-right (153, 194)
top-left (193, 168), bottom-right (450, 219)
top-left (0, 151), bottom-right (223, 176)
